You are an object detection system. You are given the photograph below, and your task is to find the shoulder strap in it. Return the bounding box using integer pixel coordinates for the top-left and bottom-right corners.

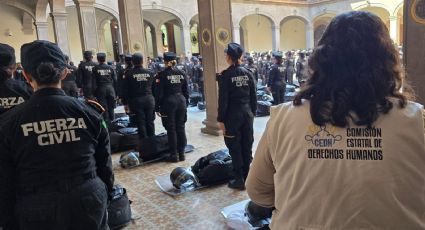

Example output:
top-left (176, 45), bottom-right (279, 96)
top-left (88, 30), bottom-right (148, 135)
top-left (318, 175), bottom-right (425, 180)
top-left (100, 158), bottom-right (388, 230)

top-left (85, 99), bottom-right (105, 114)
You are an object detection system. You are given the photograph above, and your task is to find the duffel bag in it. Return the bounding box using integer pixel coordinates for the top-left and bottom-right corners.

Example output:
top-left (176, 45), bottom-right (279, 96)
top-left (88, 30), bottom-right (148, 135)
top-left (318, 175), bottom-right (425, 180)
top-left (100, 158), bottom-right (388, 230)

top-left (118, 128), bottom-right (139, 151)
top-left (139, 133), bottom-right (169, 161)
top-left (191, 149), bottom-right (233, 185)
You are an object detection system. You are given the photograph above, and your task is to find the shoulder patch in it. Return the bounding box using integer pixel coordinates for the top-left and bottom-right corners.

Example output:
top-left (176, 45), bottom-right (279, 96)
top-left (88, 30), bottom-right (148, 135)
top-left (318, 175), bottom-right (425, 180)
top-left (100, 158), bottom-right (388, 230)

top-left (85, 99), bottom-right (105, 113)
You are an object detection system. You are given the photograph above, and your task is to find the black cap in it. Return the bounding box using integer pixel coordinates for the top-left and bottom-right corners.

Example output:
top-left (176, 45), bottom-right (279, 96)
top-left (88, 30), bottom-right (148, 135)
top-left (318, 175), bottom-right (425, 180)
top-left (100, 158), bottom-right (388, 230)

top-left (97, 52), bottom-right (106, 58)
top-left (225, 43), bottom-right (244, 60)
top-left (124, 54), bottom-right (132, 62)
top-left (0, 43), bottom-right (15, 67)
top-left (132, 53), bottom-right (143, 63)
top-left (272, 51), bottom-right (283, 59)
top-left (21, 40), bottom-right (66, 74)
top-left (164, 52), bottom-right (176, 62)
top-left (83, 50), bottom-right (92, 58)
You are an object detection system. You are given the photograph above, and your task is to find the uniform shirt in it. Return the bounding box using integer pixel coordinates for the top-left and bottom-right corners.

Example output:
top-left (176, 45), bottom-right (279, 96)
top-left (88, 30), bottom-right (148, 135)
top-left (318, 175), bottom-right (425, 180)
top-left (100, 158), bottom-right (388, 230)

top-left (77, 60), bottom-right (96, 88)
top-left (246, 99), bottom-right (425, 230)
top-left (92, 63), bottom-right (117, 87)
top-left (63, 64), bottom-right (78, 82)
top-left (155, 67), bottom-right (189, 111)
top-left (122, 66), bottom-right (155, 105)
top-left (193, 64), bottom-right (204, 83)
top-left (245, 64), bottom-right (259, 82)
top-left (0, 87), bottom-right (114, 191)
top-left (268, 63), bottom-right (286, 87)
top-left (217, 65), bottom-right (257, 122)
top-left (176, 64), bottom-right (187, 74)
top-left (0, 78), bottom-right (32, 115)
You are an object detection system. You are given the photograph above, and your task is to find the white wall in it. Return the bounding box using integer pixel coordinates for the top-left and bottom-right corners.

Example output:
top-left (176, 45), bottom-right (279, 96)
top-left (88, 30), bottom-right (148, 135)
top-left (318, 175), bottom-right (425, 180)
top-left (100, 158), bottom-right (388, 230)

top-left (240, 15), bottom-right (273, 52)
top-left (0, 4), bottom-right (37, 61)
top-left (280, 18), bottom-right (307, 50)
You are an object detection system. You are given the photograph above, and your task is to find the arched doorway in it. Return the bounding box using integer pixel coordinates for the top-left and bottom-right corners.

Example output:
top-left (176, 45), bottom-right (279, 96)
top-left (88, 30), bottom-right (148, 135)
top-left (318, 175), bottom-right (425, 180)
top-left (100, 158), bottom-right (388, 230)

top-left (144, 20), bottom-right (156, 58)
top-left (313, 14), bottom-right (334, 46)
top-left (280, 16), bottom-right (307, 51)
top-left (143, 9), bottom-right (184, 56)
top-left (239, 14), bottom-right (273, 52)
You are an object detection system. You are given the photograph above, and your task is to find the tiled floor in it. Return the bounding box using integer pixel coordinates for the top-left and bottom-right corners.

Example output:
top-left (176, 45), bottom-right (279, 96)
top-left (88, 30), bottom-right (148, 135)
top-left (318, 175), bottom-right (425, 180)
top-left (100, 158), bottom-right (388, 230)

top-left (112, 106), bottom-right (269, 229)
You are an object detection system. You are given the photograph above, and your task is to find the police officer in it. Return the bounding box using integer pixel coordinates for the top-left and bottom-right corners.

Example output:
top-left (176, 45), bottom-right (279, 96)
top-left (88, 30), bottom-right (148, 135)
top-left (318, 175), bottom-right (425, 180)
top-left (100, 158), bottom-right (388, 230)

top-left (192, 57), bottom-right (205, 102)
top-left (77, 51), bottom-right (96, 99)
top-left (116, 54), bottom-right (132, 99)
top-left (13, 62), bottom-right (26, 82)
top-left (61, 55), bottom-right (79, 97)
top-left (155, 52), bottom-right (189, 162)
top-left (267, 51), bottom-right (286, 105)
top-left (122, 53), bottom-right (156, 138)
top-left (0, 40), bottom-right (113, 230)
top-left (217, 43), bottom-right (257, 190)
top-left (93, 52), bottom-right (117, 125)
top-left (296, 51), bottom-right (309, 86)
top-left (0, 43), bottom-right (32, 116)
top-left (245, 56), bottom-right (259, 83)
top-left (285, 51), bottom-right (295, 84)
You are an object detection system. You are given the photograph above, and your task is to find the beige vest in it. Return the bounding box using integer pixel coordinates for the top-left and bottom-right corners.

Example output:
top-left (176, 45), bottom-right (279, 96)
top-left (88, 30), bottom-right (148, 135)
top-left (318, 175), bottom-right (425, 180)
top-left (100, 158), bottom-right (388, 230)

top-left (259, 100), bottom-right (425, 230)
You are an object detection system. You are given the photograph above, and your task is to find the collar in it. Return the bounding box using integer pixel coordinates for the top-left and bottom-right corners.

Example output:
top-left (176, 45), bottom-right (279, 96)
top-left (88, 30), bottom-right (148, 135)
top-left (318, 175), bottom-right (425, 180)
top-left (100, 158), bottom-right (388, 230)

top-left (33, 87), bottom-right (66, 97)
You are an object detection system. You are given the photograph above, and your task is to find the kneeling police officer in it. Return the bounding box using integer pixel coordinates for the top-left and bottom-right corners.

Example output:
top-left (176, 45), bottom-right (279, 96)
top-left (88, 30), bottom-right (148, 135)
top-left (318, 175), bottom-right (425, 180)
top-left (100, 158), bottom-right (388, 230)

top-left (0, 41), bottom-right (114, 230)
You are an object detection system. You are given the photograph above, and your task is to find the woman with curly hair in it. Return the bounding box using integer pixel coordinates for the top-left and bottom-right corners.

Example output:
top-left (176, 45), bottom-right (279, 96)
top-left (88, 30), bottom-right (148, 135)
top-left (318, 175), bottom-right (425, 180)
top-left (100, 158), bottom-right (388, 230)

top-left (246, 11), bottom-right (425, 229)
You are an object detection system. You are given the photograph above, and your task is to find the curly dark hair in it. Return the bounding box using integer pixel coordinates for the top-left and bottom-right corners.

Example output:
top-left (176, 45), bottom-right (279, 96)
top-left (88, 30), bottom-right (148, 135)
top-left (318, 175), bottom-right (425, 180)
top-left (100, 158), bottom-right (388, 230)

top-left (293, 11), bottom-right (409, 128)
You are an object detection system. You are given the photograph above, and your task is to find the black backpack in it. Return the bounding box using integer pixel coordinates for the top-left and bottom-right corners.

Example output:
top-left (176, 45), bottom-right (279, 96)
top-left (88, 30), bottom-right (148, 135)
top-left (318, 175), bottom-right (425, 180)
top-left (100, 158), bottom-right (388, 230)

top-left (108, 185), bottom-right (132, 230)
top-left (139, 133), bottom-right (169, 161)
top-left (191, 149), bottom-right (233, 185)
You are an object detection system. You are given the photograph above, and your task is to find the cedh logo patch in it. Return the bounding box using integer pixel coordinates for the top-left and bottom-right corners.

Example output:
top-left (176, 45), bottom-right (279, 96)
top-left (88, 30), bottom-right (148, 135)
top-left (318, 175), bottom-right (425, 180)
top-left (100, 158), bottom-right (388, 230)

top-left (305, 125), bottom-right (342, 148)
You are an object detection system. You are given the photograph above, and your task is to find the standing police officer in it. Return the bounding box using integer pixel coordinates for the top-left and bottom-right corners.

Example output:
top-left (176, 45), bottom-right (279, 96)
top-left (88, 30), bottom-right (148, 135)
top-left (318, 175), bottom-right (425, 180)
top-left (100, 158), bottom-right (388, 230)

top-left (217, 43), bottom-right (257, 190)
top-left (0, 43), bottom-right (32, 116)
top-left (267, 51), bottom-right (286, 105)
top-left (155, 52), bottom-right (189, 162)
top-left (285, 51), bottom-right (295, 84)
top-left (77, 51), bottom-right (96, 99)
top-left (116, 54), bottom-right (132, 100)
top-left (122, 53), bottom-right (156, 138)
top-left (192, 57), bottom-right (205, 102)
top-left (93, 52), bottom-right (117, 125)
top-left (61, 55), bottom-right (79, 97)
top-left (0, 40), bottom-right (113, 230)
top-left (245, 56), bottom-right (259, 83)
top-left (296, 51), bottom-right (309, 86)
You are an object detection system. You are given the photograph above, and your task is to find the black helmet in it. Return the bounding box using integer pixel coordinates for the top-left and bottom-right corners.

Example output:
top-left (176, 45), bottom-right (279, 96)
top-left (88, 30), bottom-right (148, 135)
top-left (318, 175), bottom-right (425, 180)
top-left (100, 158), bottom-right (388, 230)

top-left (170, 167), bottom-right (199, 189)
top-left (119, 152), bottom-right (140, 168)
top-left (245, 201), bottom-right (273, 227)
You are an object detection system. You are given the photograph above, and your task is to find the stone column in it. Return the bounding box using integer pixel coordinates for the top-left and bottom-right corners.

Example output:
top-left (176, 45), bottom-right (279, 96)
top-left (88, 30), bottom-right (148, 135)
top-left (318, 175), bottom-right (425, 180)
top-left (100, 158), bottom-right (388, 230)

top-left (306, 22), bottom-right (314, 49)
top-left (98, 28), bottom-right (106, 51)
top-left (404, 0), bottom-right (425, 104)
top-left (73, 0), bottom-right (99, 52)
top-left (389, 16), bottom-right (398, 44)
top-left (34, 21), bottom-right (49, 41)
top-left (155, 29), bottom-right (164, 57)
top-left (233, 26), bottom-right (241, 44)
top-left (271, 25), bottom-right (280, 51)
top-left (118, 0), bottom-right (146, 64)
top-left (151, 28), bottom-right (158, 57)
top-left (182, 25), bottom-right (192, 58)
top-left (50, 12), bottom-right (71, 56)
top-left (198, 0), bottom-right (233, 136)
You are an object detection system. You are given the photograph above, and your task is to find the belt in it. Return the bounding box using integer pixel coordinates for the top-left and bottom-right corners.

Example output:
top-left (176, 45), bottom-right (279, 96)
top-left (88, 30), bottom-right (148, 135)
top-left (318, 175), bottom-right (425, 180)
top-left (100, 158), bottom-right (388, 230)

top-left (19, 171), bottom-right (97, 195)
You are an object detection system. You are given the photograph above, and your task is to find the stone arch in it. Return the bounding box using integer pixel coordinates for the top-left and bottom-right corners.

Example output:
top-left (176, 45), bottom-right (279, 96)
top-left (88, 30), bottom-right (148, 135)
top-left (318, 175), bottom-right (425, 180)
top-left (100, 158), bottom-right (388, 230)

top-left (239, 13), bottom-right (275, 51)
top-left (353, 2), bottom-right (392, 13)
top-left (356, 6), bottom-right (391, 28)
top-left (280, 15), bottom-right (309, 25)
top-left (142, 4), bottom-right (186, 27)
top-left (393, 2), bottom-right (404, 16)
top-left (236, 11), bottom-right (277, 27)
top-left (312, 13), bottom-right (336, 46)
top-left (0, 0), bottom-right (36, 20)
top-left (35, 0), bottom-right (50, 22)
top-left (94, 3), bottom-right (119, 22)
top-left (280, 15), bottom-right (309, 51)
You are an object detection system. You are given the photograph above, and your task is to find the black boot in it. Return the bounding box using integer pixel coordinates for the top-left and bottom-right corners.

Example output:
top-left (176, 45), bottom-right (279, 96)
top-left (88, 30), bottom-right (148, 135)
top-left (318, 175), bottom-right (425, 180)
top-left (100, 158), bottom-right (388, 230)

top-left (165, 154), bottom-right (179, 163)
top-left (228, 177), bottom-right (245, 190)
top-left (178, 152), bottom-right (185, 161)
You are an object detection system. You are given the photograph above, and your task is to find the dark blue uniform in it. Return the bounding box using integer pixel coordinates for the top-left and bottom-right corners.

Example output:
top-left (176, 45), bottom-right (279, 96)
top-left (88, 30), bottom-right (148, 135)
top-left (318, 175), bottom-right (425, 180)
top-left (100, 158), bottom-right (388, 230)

top-left (0, 88), bottom-right (114, 230)
top-left (0, 78), bottom-right (32, 116)
top-left (62, 64), bottom-right (79, 97)
top-left (123, 64), bottom-right (156, 138)
top-left (218, 64), bottom-right (257, 182)
top-left (155, 60), bottom-right (189, 160)
top-left (268, 63), bottom-right (286, 105)
top-left (93, 63), bottom-right (117, 124)
top-left (77, 60), bottom-right (96, 99)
